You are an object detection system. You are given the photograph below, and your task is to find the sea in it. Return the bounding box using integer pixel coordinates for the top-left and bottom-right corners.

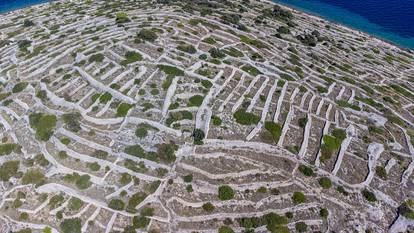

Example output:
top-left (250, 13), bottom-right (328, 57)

top-left (273, 0), bottom-right (414, 50)
top-left (1, 0), bottom-right (413, 50)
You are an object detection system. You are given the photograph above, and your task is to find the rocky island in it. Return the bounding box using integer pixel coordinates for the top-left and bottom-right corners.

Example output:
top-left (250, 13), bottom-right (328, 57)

top-left (0, 0), bottom-right (413, 232)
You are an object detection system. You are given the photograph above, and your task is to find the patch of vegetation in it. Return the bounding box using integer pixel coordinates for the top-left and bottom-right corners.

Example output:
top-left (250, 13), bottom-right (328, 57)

top-left (12, 82), bottom-right (28, 93)
top-left (264, 122), bottom-right (282, 143)
top-left (116, 102), bottom-right (134, 117)
top-left (202, 202), bottom-right (215, 212)
top-left (298, 117), bottom-right (308, 128)
top-left (60, 218), bottom-right (81, 233)
top-left (218, 226), bottom-right (234, 233)
top-left (239, 35), bottom-right (266, 49)
top-left (22, 169), bottom-right (45, 187)
top-left (115, 12), bottom-right (130, 24)
top-left (218, 185), bottom-right (234, 200)
top-left (158, 64), bottom-right (184, 76)
top-left (362, 189), bottom-right (377, 202)
top-left (68, 197), bottom-right (84, 211)
top-left (318, 177), bottom-right (332, 189)
top-left (177, 44), bottom-right (197, 54)
top-left (108, 198), bottom-right (125, 210)
top-left (88, 53), bottom-right (104, 63)
top-left (121, 51), bottom-right (142, 66)
top-left (166, 110), bottom-right (193, 126)
top-left (0, 143), bottom-right (21, 156)
top-left (398, 199), bottom-right (414, 220)
top-left (188, 95), bottom-right (204, 107)
top-left (376, 165), bottom-right (387, 180)
top-left (63, 173), bottom-right (91, 190)
top-left (136, 29), bottom-right (158, 42)
top-left (241, 64), bottom-right (262, 76)
top-left (192, 128), bottom-right (205, 145)
top-left (62, 112), bottom-right (81, 132)
top-left (233, 108), bottom-right (260, 125)
top-left (211, 115), bottom-right (222, 126)
top-left (29, 113), bottom-right (57, 141)
top-left (298, 164), bottom-right (314, 176)
top-left (202, 37), bottom-right (216, 44)
top-left (320, 128), bottom-right (346, 162)
top-left (292, 191), bottom-right (306, 204)
top-left (336, 100), bottom-right (361, 111)
top-left (0, 161), bottom-right (19, 181)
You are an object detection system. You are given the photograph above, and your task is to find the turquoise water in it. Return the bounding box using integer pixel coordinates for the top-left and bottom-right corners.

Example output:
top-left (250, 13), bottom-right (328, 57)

top-left (273, 0), bottom-right (414, 50)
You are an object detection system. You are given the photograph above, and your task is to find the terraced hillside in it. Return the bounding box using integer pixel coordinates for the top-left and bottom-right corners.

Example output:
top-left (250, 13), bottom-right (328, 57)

top-left (0, 0), bottom-right (414, 232)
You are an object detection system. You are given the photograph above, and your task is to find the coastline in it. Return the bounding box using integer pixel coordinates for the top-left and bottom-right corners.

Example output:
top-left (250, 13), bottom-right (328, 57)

top-left (0, 0), bottom-right (413, 54)
top-left (267, 0), bottom-right (414, 53)
top-left (0, 0), bottom-right (54, 15)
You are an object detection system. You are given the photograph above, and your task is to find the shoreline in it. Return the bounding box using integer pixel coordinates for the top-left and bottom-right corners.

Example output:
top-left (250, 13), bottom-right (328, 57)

top-left (266, 0), bottom-right (414, 53)
top-left (0, 0), bottom-right (413, 54)
top-left (0, 0), bottom-right (55, 16)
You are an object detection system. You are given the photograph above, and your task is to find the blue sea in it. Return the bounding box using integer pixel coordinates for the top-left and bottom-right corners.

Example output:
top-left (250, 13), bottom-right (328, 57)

top-left (1, 0), bottom-right (413, 50)
top-left (273, 0), bottom-right (414, 50)
top-left (0, 0), bottom-right (51, 14)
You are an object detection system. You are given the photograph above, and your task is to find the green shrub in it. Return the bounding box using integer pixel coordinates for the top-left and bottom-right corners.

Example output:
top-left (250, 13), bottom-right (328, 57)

top-left (398, 200), bottom-right (414, 220)
top-left (188, 95), bottom-right (204, 107)
top-left (0, 143), bottom-right (21, 155)
top-left (192, 128), bottom-right (205, 145)
top-left (117, 103), bottom-right (134, 117)
top-left (298, 164), bottom-right (314, 176)
top-left (75, 174), bottom-right (91, 189)
top-left (68, 197), bottom-right (84, 211)
top-left (264, 122), bottom-right (282, 143)
top-left (127, 192), bottom-right (147, 213)
top-left (115, 12), bottom-right (130, 24)
top-left (87, 162), bottom-right (100, 171)
top-left (233, 108), bottom-right (260, 125)
top-left (49, 194), bottom-right (64, 209)
top-left (121, 51), bottom-right (142, 66)
top-left (88, 53), bottom-right (104, 63)
top-left (0, 161), bottom-right (19, 181)
top-left (211, 115), bottom-right (222, 126)
top-left (177, 44), bottom-right (197, 54)
top-left (108, 199), bottom-right (125, 210)
top-left (298, 117), bottom-right (308, 128)
top-left (318, 177), bottom-right (332, 189)
top-left (136, 29), bottom-right (158, 42)
top-left (183, 174), bottom-right (193, 183)
top-left (60, 218), bottom-right (81, 233)
top-left (257, 187), bottom-right (267, 193)
top-left (218, 226), bottom-right (234, 233)
top-left (218, 185), bottom-right (234, 200)
top-left (376, 166), bottom-right (387, 180)
top-left (292, 191), bottom-right (306, 204)
top-left (29, 113), bottom-right (57, 141)
top-left (158, 65), bottom-right (184, 76)
top-left (241, 64), bottom-right (262, 76)
top-left (295, 221), bottom-right (308, 232)
top-left (22, 169), bottom-right (45, 186)
top-left (12, 82), bottom-right (28, 93)
top-left (202, 202), bottom-right (215, 212)
top-left (320, 208), bottom-right (329, 218)
top-left (202, 37), bottom-right (216, 44)
top-left (156, 143), bottom-right (177, 164)
top-left (362, 189), bottom-right (377, 202)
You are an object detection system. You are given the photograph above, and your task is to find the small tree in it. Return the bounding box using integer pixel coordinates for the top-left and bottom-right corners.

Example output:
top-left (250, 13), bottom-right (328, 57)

top-left (292, 191), bottom-right (306, 204)
top-left (192, 129), bottom-right (205, 145)
top-left (218, 185), bottom-right (234, 200)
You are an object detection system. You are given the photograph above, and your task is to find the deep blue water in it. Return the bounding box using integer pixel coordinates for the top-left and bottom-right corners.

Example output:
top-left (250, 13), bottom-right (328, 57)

top-left (0, 0), bottom-right (51, 14)
top-left (273, 0), bottom-right (414, 50)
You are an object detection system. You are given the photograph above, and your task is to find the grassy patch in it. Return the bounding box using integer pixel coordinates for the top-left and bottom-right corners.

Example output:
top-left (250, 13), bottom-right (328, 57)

top-left (29, 113), bottom-right (57, 141)
top-left (188, 95), bottom-right (204, 107)
top-left (233, 108), bottom-right (260, 125)
top-left (264, 122), bottom-right (282, 143)
top-left (158, 64), bottom-right (184, 76)
top-left (116, 103), bottom-right (134, 117)
top-left (121, 51), bottom-right (142, 66)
